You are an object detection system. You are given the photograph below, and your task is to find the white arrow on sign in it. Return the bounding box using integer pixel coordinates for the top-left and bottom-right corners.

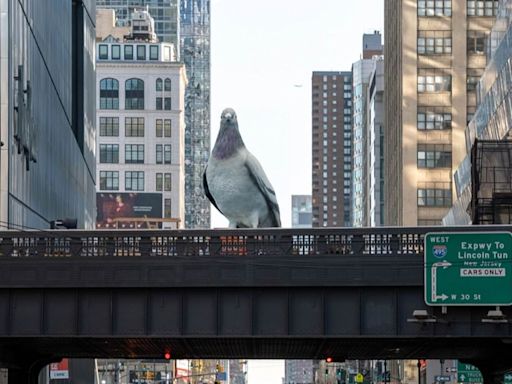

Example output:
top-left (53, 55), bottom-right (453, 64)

top-left (460, 374), bottom-right (466, 381)
top-left (432, 261), bottom-right (451, 302)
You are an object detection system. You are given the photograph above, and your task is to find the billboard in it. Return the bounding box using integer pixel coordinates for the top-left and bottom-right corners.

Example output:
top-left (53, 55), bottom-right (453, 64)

top-left (96, 192), bottom-right (163, 229)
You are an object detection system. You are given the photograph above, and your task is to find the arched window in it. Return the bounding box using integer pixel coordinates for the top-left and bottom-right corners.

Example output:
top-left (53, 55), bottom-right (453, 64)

top-left (164, 78), bottom-right (171, 91)
top-left (125, 78), bottom-right (144, 110)
top-left (99, 78), bottom-right (119, 109)
top-left (156, 78), bottom-right (163, 91)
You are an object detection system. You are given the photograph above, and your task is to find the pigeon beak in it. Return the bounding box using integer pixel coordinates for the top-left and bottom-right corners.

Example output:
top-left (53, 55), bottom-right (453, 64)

top-left (224, 112), bottom-right (232, 121)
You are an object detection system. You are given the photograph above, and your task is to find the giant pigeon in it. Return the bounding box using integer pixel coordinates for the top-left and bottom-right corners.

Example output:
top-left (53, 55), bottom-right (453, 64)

top-left (203, 108), bottom-right (281, 228)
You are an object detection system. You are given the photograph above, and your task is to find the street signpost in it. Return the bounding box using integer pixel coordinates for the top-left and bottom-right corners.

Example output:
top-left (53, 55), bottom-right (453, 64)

top-left (435, 375), bottom-right (451, 382)
top-left (424, 232), bottom-right (512, 305)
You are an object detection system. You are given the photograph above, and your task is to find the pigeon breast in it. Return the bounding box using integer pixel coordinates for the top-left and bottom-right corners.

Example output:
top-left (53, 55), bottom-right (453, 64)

top-left (205, 150), bottom-right (270, 227)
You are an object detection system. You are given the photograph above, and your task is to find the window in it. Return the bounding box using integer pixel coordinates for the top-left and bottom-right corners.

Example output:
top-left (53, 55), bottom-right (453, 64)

top-left (156, 97), bottom-right (163, 110)
top-left (156, 119), bottom-right (171, 137)
top-left (164, 78), bottom-right (171, 91)
top-left (417, 31), bottom-right (452, 54)
top-left (99, 144), bottom-right (119, 163)
top-left (125, 117), bottom-right (144, 137)
top-left (164, 119), bottom-right (171, 137)
top-left (417, 107), bottom-right (451, 130)
top-left (125, 144), bottom-right (144, 164)
top-left (99, 78), bottom-right (119, 109)
top-left (125, 171), bottom-right (144, 191)
top-left (164, 46), bottom-right (171, 61)
top-left (164, 173), bottom-right (172, 191)
top-left (417, 182), bottom-right (452, 206)
top-left (467, 0), bottom-right (499, 16)
top-left (164, 145), bottom-right (171, 164)
top-left (418, 69), bottom-right (451, 92)
top-left (99, 44), bottom-right (108, 59)
top-left (99, 117), bottom-right (119, 136)
top-left (155, 173), bottom-right (172, 191)
top-left (164, 198), bottom-right (172, 218)
top-left (164, 97), bottom-right (171, 110)
top-left (124, 45), bottom-right (133, 60)
top-left (156, 173), bottom-right (163, 191)
top-left (150, 45), bottom-right (159, 60)
top-left (156, 144), bottom-right (163, 164)
top-left (125, 78), bottom-right (144, 110)
top-left (111, 45), bottom-right (120, 60)
top-left (156, 78), bottom-right (163, 91)
top-left (156, 120), bottom-right (163, 137)
top-left (467, 76), bottom-right (480, 91)
top-left (99, 171), bottom-right (118, 190)
top-left (467, 31), bottom-right (487, 54)
top-left (418, 0), bottom-right (452, 16)
top-left (417, 144), bottom-right (451, 168)
top-left (136, 45), bottom-right (146, 60)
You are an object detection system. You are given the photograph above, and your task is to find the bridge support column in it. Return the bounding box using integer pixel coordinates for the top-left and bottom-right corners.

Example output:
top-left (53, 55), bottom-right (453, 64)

top-left (467, 361), bottom-right (508, 384)
top-left (6, 358), bottom-right (54, 384)
top-left (480, 368), bottom-right (504, 384)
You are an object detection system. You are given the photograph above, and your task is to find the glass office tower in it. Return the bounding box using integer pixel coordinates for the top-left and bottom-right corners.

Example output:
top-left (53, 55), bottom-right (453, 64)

top-left (181, 0), bottom-right (211, 228)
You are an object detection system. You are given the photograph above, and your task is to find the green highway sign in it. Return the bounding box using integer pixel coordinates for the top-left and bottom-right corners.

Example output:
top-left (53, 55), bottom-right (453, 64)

top-left (425, 232), bottom-right (512, 305)
top-left (456, 363), bottom-right (512, 384)
top-left (457, 363), bottom-right (482, 383)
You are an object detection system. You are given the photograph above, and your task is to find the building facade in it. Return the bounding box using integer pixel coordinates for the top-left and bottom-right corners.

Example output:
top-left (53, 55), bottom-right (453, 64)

top-left (351, 59), bottom-right (375, 228)
top-left (444, 0), bottom-right (512, 225)
top-left (96, 0), bottom-right (179, 49)
top-left (95, 10), bottom-right (186, 229)
top-left (96, 0), bottom-right (211, 229)
top-left (180, 0), bottom-right (211, 228)
top-left (291, 195), bottom-right (312, 228)
top-left (285, 360), bottom-right (314, 384)
top-left (352, 32), bottom-right (383, 228)
top-left (367, 58), bottom-right (385, 227)
top-left (0, 0), bottom-right (96, 229)
top-left (312, 71), bottom-right (353, 227)
top-left (384, 0), bottom-right (497, 226)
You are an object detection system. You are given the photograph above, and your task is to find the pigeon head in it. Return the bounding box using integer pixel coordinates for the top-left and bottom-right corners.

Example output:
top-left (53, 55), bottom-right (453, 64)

top-left (212, 108), bottom-right (245, 159)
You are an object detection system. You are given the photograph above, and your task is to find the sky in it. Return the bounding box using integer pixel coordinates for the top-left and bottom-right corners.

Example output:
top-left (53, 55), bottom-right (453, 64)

top-left (210, 0), bottom-right (384, 229)
top-left (210, 1), bottom-right (383, 382)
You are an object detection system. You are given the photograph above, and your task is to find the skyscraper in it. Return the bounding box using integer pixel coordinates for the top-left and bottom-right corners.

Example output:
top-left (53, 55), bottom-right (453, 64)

top-left (181, 0), bottom-right (211, 228)
top-left (384, 0), bottom-right (498, 226)
top-left (0, 0), bottom-right (96, 229)
top-left (367, 58), bottom-right (385, 227)
top-left (351, 32), bottom-right (383, 228)
top-left (312, 71), bottom-right (353, 227)
top-left (96, 0), bottom-right (211, 228)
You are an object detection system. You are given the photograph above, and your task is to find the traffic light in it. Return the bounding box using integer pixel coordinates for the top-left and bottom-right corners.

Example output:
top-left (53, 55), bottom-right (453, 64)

top-left (164, 351), bottom-right (171, 360)
top-left (326, 357), bottom-right (333, 363)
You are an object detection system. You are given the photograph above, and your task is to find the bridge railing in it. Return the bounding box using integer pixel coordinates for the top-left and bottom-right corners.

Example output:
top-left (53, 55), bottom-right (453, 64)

top-left (0, 226), bottom-right (509, 259)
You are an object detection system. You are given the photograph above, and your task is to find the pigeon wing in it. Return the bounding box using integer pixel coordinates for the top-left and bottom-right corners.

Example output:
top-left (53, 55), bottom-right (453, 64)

top-left (244, 152), bottom-right (281, 227)
top-left (203, 166), bottom-right (223, 214)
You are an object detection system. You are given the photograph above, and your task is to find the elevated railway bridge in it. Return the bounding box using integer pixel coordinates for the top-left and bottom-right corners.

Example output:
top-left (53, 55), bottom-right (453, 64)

top-left (0, 226), bottom-right (511, 383)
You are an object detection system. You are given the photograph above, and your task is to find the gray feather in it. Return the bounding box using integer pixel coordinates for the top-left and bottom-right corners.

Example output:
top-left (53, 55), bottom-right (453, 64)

top-left (203, 108), bottom-right (281, 228)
